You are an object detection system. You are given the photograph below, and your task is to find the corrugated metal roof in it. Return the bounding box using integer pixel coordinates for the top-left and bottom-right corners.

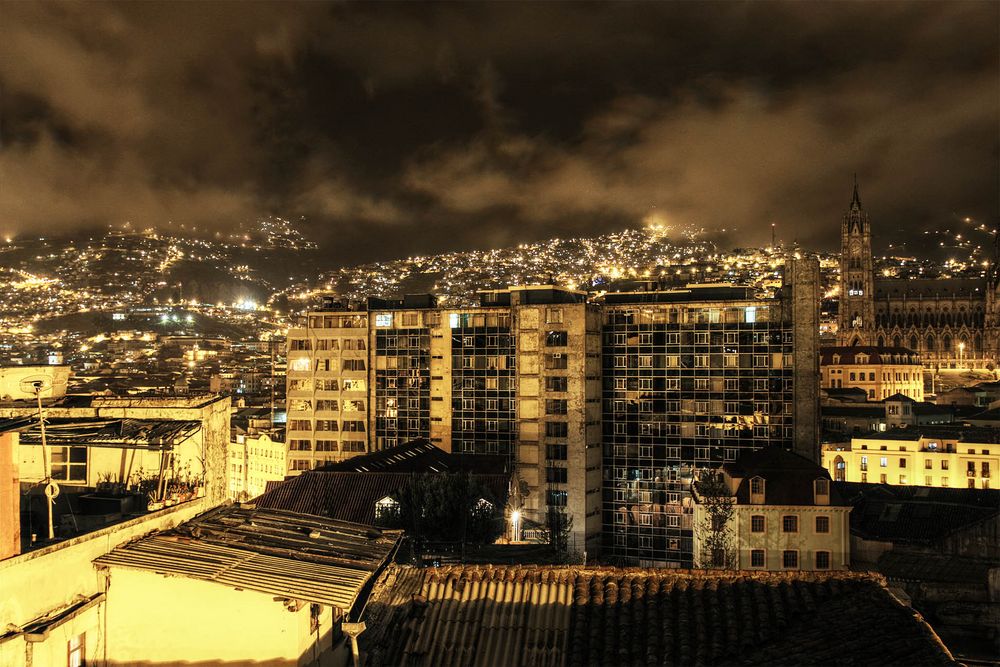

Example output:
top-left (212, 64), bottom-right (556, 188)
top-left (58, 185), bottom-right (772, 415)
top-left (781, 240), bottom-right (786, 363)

top-left (94, 505), bottom-right (401, 611)
top-left (317, 438), bottom-right (510, 475)
top-left (255, 471), bottom-right (510, 526)
top-left (361, 565), bottom-right (957, 667)
top-left (12, 417), bottom-right (201, 448)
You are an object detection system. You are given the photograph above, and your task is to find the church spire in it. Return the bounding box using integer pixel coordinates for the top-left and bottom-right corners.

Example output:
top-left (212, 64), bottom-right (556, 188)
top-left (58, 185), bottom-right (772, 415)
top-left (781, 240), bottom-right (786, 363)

top-left (851, 174), bottom-right (862, 210)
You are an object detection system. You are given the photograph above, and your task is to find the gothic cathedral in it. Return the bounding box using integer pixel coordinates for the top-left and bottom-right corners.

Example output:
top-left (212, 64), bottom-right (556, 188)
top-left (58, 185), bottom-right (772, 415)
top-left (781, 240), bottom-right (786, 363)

top-left (837, 180), bottom-right (999, 370)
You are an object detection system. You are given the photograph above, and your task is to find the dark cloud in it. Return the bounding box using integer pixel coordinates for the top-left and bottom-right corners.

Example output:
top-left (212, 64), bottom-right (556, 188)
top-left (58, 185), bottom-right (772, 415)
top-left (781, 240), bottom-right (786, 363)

top-left (1, 1), bottom-right (997, 263)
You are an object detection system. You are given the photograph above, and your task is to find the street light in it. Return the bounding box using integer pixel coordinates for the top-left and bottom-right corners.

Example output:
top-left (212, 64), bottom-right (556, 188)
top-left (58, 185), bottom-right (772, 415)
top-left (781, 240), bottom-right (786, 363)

top-left (510, 509), bottom-right (521, 543)
top-left (959, 342), bottom-right (965, 369)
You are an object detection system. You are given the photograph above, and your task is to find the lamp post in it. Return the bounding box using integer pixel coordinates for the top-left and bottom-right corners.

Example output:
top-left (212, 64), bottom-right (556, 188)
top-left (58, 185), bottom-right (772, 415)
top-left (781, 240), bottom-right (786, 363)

top-left (959, 342), bottom-right (965, 370)
top-left (510, 509), bottom-right (521, 543)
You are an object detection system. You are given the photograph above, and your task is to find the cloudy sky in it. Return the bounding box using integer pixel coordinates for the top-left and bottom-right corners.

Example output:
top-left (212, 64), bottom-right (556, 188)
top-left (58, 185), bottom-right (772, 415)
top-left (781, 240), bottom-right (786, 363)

top-left (1, 1), bottom-right (997, 264)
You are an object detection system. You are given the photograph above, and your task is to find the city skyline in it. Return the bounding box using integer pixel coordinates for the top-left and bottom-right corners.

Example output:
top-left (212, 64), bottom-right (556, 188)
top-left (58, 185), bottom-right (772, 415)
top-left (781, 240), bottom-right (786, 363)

top-left (2, 2), bottom-right (998, 264)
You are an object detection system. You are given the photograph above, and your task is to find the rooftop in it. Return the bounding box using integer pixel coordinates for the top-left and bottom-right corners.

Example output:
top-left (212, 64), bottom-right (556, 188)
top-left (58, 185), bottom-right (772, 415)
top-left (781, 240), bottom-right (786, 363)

top-left (315, 438), bottom-right (510, 475)
top-left (256, 469), bottom-right (510, 526)
top-left (721, 447), bottom-right (849, 506)
top-left (836, 482), bottom-right (1000, 545)
top-left (94, 504), bottom-right (402, 612)
top-left (360, 565), bottom-right (955, 667)
top-left (820, 346), bottom-right (920, 365)
top-left (2, 417), bottom-right (202, 449)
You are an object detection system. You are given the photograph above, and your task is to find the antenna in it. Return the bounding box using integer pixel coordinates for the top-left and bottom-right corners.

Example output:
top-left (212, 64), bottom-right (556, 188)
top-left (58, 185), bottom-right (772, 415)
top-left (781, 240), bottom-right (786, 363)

top-left (18, 376), bottom-right (58, 541)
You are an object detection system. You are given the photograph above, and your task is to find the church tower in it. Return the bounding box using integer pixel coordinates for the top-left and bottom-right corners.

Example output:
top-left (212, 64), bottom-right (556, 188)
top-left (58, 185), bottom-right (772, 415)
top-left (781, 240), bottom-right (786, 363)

top-left (985, 230), bottom-right (1000, 366)
top-left (837, 177), bottom-right (876, 346)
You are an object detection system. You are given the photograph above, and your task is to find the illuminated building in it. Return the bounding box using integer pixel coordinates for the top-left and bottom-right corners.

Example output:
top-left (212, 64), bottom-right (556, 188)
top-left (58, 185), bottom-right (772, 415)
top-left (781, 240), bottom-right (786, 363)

top-left (823, 430), bottom-right (998, 489)
top-left (820, 345), bottom-right (924, 401)
top-left (286, 258), bottom-right (820, 561)
top-left (838, 180), bottom-right (998, 370)
top-left (692, 447), bottom-right (851, 571)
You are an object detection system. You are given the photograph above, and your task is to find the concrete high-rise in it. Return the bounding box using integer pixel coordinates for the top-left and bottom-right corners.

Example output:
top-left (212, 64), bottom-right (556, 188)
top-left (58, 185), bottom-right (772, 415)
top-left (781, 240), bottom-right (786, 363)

top-left (285, 259), bottom-right (820, 563)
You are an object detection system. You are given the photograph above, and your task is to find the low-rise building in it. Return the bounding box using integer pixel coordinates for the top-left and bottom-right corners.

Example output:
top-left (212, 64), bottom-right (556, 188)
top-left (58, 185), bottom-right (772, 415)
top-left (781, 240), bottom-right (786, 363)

top-left (94, 505), bottom-right (401, 666)
top-left (227, 432), bottom-right (287, 501)
top-left (820, 346), bottom-right (924, 401)
top-left (692, 447), bottom-right (851, 571)
top-left (822, 429), bottom-right (998, 488)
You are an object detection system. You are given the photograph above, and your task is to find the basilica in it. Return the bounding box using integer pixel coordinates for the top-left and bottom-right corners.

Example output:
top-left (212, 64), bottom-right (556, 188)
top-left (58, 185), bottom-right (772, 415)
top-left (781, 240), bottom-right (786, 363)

top-left (837, 181), bottom-right (998, 370)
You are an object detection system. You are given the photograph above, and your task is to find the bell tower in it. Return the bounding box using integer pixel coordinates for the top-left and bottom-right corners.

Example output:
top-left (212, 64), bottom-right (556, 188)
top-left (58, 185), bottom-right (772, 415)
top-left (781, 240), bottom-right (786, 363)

top-left (837, 177), bottom-right (876, 346)
top-left (985, 229), bottom-right (1000, 367)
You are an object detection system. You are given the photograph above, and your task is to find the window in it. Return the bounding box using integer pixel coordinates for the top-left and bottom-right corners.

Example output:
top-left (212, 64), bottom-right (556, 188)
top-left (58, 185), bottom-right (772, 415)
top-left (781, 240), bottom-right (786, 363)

top-left (546, 331), bottom-right (568, 346)
top-left (750, 549), bottom-right (765, 568)
top-left (545, 398), bottom-right (567, 415)
top-left (941, 460), bottom-right (949, 470)
top-left (375, 495), bottom-right (400, 521)
top-left (694, 355), bottom-right (709, 368)
top-left (750, 515), bottom-right (765, 533)
top-left (546, 490), bottom-right (567, 506)
top-left (782, 515), bottom-right (798, 533)
top-left (375, 313), bottom-right (393, 327)
top-left (50, 446), bottom-right (87, 482)
top-left (545, 422), bottom-right (568, 438)
top-left (68, 633), bottom-right (86, 667)
top-left (815, 551), bottom-right (831, 570)
top-left (546, 377), bottom-right (568, 392)
top-left (546, 444), bottom-right (568, 460)
top-left (879, 457), bottom-right (888, 468)
top-left (546, 354), bottom-right (569, 370)
top-left (899, 458), bottom-right (907, 468)
top-left (815, 515), bottom-right (830, 534)
top-left (782, 550), bottom-right (799, 569)
top-left (546, 467), bottom-right (568, 483)
top-left (546, 308), bottom-right (563, 324)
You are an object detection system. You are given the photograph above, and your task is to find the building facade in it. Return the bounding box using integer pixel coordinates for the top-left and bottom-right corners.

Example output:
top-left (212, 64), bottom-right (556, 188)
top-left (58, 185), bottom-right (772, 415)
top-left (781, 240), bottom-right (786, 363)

top-left (823, 431), bottom-right (997, 489)
top-left (692, 448), bottom-right (851, 572)
top-left (286, 259), bottom-right (819, 564)
top-left (820, 346), bottom-right (925, 401)
top-left (836, 181), bottom-right (999, 370)
top-left (227, 433), bottom-right (287, 501)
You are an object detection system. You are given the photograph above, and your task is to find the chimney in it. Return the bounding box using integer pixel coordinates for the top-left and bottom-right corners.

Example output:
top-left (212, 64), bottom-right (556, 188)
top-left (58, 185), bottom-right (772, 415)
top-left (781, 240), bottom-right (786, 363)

top-left (0, 430), bottom-right (20, 559)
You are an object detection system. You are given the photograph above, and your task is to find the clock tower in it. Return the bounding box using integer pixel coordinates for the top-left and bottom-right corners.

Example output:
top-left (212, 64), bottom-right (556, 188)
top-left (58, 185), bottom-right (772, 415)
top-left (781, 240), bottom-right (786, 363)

top-left (837, 177), bottom-right (876, 346)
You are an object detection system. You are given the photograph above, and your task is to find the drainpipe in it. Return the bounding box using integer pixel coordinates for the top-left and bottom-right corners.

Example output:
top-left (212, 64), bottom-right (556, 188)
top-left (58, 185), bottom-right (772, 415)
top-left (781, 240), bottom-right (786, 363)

top-left (342, 622), bottom-right (366, 667)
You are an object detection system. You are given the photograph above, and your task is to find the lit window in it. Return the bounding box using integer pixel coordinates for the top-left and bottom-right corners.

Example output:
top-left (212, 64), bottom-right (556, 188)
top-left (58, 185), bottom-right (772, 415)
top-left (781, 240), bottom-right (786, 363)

top-left (375, 313), bottom-right (393, 327)
top-left (68, 633), bottom-right (86, 667)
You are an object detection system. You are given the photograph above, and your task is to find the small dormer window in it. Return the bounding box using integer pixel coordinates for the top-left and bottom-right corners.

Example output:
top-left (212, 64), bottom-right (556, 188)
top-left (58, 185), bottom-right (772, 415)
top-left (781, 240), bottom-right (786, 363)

top-left (814, 479), bottom-right (830, 506)
top-left (374, 495), bottom-right (401, 522)
top-left (832, 354), bottom-right (841, 365)
top-left (749, 476), bottom-right (765, 504)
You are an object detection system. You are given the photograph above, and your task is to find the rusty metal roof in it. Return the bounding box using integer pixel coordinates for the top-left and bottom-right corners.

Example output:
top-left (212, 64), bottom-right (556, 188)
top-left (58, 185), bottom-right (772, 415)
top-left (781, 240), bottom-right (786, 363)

top-left (7, 417), bottom-right (201, 449)
top-left (94, 505), bottom-right (401, 612)
top-left (255, 471), bottom-right (510, 525)
top-left (360, 565), bottom-right (956, 667)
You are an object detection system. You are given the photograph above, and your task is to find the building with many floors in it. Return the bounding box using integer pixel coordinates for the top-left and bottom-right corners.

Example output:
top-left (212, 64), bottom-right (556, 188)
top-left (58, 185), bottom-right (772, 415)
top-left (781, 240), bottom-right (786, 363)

top-left (285, 258), bottom-right (819, 564)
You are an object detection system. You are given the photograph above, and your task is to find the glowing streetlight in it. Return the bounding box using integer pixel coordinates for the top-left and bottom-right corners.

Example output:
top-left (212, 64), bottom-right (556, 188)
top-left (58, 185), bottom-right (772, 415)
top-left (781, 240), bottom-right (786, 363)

top-left (510, 509), bottom-right (522, 542)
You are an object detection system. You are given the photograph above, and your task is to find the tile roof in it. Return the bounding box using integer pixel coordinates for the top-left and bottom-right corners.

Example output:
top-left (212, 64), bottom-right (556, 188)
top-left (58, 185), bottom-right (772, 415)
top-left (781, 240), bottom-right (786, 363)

top-left (721, 447), bottom-right (849, 507)
top-left (820, 346), bottom-right (920, 365)
top-left (94, 505), bottom-right (401, 612)
top-left (874, 277), bottom-right (983, 298)
top-left (836, 482), bottom-right (1000, 545)
top-left (360, 565), bottom-right (956, 667)
top-left (255, 471), bottom-right (511, 525)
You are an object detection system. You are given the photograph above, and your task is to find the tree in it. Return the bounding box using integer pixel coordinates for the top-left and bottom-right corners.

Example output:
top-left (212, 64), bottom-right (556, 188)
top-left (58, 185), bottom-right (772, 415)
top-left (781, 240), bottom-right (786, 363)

top-left (697, 471), bottom-right (738, 569)
top-left (384, 472), bottom-right (503, 546)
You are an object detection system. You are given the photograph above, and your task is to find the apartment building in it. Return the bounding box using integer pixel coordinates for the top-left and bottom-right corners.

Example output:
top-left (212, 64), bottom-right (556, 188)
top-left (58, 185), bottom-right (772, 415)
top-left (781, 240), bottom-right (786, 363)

top-left (285, 257), bottom-right (819, 563)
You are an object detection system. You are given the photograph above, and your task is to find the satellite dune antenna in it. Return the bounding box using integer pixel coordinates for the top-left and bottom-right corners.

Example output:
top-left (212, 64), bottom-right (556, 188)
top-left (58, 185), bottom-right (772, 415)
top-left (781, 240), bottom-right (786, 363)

top-left (19, 375), bottom-right (59, 541)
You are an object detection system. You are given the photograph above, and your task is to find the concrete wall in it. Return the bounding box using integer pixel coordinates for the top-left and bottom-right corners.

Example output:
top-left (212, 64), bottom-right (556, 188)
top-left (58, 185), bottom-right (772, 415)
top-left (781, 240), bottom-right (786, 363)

top-left (786, 257), bottom-right (821, 463)
top-left (0, 499), bottom-right (210, 665)
top-left (103, 567), bottom-right (337, 666)
top-left (1, 432), bottom-right (18, 560)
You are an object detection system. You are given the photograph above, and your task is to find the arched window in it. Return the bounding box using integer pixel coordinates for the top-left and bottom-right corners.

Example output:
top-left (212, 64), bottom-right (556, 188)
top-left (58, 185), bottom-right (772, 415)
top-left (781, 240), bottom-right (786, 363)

top-left (926, 334), bottom-right (936, 351)
top-left (877, 335), bottom-right (885, 347)
top-left (975, 333), bottom-right (983, 352)
top-left (942, 335), bottom-right (952, 352)
top-left (909, 335), bottom-right (919, 350)
top-left (893, 335), bottom-right (901, 348)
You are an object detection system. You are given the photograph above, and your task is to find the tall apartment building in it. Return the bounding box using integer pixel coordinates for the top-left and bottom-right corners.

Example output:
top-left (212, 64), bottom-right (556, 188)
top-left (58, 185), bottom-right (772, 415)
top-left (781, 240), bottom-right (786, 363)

top-left (285, 258), bottom-right (819, 563)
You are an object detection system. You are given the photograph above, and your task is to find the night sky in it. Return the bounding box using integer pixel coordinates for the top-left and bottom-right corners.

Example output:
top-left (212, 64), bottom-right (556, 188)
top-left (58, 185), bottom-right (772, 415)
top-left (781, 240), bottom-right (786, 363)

top-left (2, 1), bottom-right (997, 264)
